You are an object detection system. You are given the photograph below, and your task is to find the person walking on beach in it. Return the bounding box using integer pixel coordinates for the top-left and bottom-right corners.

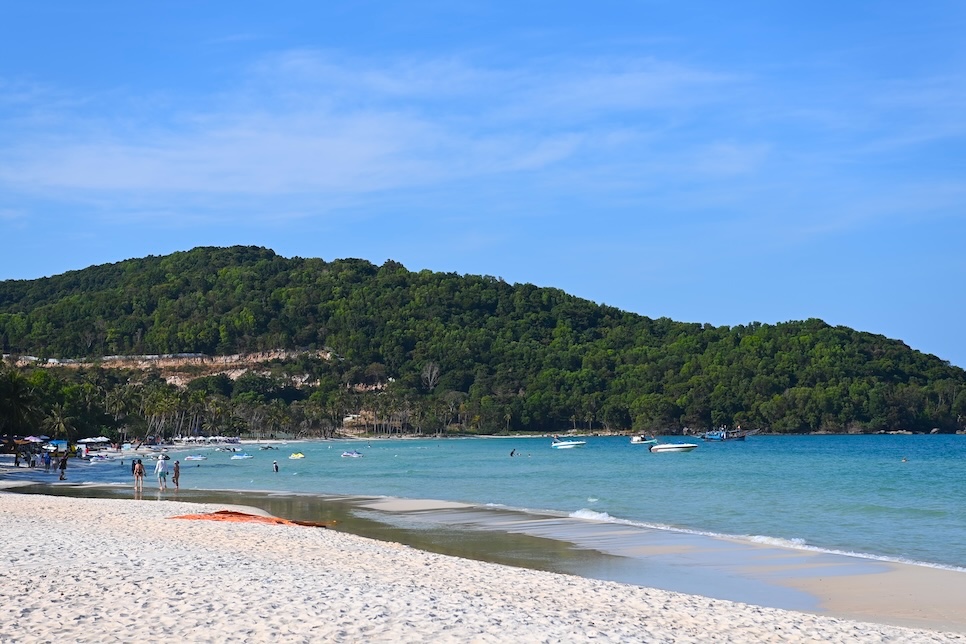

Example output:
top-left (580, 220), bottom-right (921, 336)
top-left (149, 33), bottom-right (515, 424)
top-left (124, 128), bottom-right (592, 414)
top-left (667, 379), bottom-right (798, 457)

top-left (58, 454), bottom-right (68, 480)
top-left (172, 460), bottom-right (180, 489)
top-left (133, 459), bottom-right (145, 491)
top-left (43, 451), bottom-right (51, 473)
top-left (154, 456), bottom-right (168, 491)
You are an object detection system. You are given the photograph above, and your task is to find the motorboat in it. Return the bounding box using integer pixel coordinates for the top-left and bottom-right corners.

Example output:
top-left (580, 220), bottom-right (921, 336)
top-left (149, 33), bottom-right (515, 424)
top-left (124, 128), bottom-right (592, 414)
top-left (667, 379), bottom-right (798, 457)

top-left (88, 454), bottom-right (112, 463)
top-left (701, 427), bottom-right (759, 441)
top-left (648, 443), bottom-right (698, 453)
top-left (341, 450), bottom-right (364, 458)
top-left (630, 435), bottom-right (657, 445)
top-left (230, 453), bottom-right (254, 460)
top-left (289, 452), bottom-right (305, 459)
top-left (184, 455), bottom-right (207, 461)
top-left (551, 438), bottom-right (586, 449)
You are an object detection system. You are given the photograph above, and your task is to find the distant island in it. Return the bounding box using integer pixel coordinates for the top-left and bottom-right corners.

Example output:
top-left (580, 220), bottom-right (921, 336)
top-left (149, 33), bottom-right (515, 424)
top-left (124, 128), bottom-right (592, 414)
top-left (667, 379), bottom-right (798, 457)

top-left (2, 245), bottom-right (965, 443)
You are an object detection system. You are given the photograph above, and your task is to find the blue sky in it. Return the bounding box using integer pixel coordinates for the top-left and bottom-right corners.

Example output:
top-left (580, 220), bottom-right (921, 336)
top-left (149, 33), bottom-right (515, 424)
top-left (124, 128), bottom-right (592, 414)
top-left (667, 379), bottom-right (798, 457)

top-left (2, 2), bottom-right (965, 367)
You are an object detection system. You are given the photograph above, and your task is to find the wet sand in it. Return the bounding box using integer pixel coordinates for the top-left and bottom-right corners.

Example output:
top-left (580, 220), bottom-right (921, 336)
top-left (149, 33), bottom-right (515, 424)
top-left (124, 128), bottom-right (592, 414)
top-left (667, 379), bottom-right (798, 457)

top-left (4, 477), bottom-right (966, 638)
top-left (1, 492), bottom-right (962, 643)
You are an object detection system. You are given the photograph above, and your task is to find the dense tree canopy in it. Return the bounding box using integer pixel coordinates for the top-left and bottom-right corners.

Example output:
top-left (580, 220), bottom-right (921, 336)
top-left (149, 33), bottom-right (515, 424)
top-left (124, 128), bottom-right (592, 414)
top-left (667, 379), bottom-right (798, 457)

top-left (2, 245), bottom-right (965, 438)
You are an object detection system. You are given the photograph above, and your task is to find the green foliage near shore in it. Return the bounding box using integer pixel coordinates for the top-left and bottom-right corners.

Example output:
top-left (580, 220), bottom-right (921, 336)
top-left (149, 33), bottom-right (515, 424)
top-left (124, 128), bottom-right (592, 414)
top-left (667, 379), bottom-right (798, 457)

top-left (2, 245), bottom-right (965, 438)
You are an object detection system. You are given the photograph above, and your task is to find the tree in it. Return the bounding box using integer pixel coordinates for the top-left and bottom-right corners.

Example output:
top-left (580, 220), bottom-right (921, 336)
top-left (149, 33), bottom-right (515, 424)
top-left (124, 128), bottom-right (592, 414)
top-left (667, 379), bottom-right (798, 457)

top-left (45, 403), bottom-right (75, 443)
top-left (0, 366), bottom-right (40, 435)
top-left (420, 361), bottom-right (441, 392)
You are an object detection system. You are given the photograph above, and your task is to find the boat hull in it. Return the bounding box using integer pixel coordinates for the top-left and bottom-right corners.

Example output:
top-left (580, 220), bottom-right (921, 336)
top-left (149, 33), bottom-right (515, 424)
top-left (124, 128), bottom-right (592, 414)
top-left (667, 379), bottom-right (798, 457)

top-left (551, 441), bottom-right (586, 449)
top-left (649, 443), bottom-right (698, 453)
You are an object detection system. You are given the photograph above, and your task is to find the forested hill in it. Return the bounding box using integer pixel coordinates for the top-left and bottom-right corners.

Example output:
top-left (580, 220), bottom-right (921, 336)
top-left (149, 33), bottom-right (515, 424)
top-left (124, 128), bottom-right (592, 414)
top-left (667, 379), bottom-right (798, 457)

top-left (2, 245), bottom-right (965, 433)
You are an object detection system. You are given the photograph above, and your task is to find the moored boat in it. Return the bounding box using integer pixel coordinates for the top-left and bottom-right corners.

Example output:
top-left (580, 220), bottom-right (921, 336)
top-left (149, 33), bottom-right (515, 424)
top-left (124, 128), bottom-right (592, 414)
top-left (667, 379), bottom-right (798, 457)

top-left (701, 427), bottom-right (759, 441)
top-left (551, 437), bottom-right (586, 449)
top-left (649, 442), bottom-right (698, 453)
top-left (630, 435), bottom-right (657, 445)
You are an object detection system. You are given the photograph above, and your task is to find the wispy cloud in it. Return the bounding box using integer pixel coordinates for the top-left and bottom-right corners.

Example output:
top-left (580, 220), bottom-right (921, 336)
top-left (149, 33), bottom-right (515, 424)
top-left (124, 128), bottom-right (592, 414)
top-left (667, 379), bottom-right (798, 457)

top-left (0, 51), bottom-right (738, 205)
top-left (0, 48), bottom-right (962, 238)
top-left (0, 208), bottom-right (24, 221)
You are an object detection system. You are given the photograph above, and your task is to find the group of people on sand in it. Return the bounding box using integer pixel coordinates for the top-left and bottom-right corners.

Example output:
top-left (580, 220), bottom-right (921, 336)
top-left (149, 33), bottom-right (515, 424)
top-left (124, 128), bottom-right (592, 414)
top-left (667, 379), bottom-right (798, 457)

top-left (131, 456), bottom-right (180, 491)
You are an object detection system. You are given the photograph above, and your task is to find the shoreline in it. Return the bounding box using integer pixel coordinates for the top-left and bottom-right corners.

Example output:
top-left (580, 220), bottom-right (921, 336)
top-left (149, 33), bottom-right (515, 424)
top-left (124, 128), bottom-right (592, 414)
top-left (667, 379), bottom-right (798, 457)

top-left (4, 477), bottom-right (966, 636)
top-left (1, 492), bottom-right (962, 643)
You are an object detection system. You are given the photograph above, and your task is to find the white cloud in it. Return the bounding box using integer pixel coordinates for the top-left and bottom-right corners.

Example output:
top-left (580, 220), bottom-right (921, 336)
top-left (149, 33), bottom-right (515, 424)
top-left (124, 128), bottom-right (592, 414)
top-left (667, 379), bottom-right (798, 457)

top-left (0, 208), bottom-right (24, 220)
top-left (0, 47), bottom-right (962, 242)
top-left (0, 51), bottom-right (740, 205)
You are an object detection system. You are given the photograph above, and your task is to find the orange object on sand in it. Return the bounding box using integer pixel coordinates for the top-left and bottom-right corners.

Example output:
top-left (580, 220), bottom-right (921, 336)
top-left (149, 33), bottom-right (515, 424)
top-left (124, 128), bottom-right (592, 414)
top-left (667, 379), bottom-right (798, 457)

top-left (170, 510), bottom-right (331, 528)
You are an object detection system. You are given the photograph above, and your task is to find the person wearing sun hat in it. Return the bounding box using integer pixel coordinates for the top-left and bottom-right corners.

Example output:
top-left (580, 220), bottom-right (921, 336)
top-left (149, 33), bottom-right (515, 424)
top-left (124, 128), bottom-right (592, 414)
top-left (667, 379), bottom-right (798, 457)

top-left (154, 454), bottom-right (168, 490)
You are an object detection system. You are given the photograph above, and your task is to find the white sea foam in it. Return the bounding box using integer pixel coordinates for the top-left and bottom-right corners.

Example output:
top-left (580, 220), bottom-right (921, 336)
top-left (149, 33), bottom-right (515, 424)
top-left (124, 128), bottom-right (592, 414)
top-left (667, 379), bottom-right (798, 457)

top-left (570, 508), bottom-right (615, 522)
top-left (748, 535), bottom-right (808, 548)
top-left (566, 508), bottom-right (966, 573)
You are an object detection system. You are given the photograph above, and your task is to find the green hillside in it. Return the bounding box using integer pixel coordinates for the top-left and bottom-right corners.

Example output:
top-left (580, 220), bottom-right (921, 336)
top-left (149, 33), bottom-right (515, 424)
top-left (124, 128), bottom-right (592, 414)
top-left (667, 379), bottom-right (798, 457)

top-left (2, 245), bottom-right (965, 439)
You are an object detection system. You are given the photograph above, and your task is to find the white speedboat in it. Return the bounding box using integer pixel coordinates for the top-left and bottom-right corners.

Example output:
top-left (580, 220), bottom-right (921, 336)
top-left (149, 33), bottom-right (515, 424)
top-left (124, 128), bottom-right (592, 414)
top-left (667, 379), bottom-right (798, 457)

top-left (230, 453), bottom-right (254, 460)
top-left (648, 443), bottom-right (698, 453)
top-left (551, 439), bottom-right (586, 449)
top-left (341, 450), bottom-right (364, 458)
top-left (184, 455), bottom-right (207, 461)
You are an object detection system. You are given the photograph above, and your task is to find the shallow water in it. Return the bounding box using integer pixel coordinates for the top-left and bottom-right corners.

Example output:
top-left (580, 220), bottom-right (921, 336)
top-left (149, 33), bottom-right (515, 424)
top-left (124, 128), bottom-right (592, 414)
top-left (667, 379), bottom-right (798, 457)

top-left (16, 433), bottom-right (965, 570)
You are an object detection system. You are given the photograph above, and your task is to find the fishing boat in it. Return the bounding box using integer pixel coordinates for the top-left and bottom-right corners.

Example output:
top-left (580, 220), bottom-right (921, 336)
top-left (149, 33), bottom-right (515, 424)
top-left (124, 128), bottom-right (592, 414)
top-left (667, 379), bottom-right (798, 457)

top-left (551, 437), bottom-right (586, 449)
top-left (630, 435), bottom-right (658, 445)
top-left (701, 427), bottom-right (759, 442)
top-left (289, 452), bottom-right (305, 459)
top-left (649, 442), bottom-right (698, 453)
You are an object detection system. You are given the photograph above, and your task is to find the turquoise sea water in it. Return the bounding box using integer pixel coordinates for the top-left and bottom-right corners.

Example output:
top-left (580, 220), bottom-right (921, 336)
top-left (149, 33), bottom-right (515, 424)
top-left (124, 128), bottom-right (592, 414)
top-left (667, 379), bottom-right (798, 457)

top-left (26, 433), bottom-right (965, 571)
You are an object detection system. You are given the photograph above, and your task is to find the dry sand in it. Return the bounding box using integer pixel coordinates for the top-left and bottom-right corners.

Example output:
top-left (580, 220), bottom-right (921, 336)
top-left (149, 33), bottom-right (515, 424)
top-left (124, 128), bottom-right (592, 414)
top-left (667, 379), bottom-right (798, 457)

top-left (1, 493), bottom-right (962, 643)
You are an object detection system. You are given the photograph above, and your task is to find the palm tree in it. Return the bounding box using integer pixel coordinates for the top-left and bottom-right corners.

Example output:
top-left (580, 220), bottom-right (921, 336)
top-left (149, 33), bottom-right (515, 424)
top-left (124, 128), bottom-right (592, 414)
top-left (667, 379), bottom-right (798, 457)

top-left (0, 367), bottom-right (41, 435)
top-left (45, 403), bottom-right (75, 444)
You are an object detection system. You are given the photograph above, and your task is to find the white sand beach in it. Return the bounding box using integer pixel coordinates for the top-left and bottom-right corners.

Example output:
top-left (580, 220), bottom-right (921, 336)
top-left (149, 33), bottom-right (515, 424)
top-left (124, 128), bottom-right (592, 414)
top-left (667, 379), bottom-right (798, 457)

top-left (1, 493), bottom-right (962, 643)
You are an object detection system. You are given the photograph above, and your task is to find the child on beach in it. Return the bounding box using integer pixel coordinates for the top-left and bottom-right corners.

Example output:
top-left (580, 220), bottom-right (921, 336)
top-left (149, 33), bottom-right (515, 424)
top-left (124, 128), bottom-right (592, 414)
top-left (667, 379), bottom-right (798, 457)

top-left (172, 460), bottom-right (180, 489)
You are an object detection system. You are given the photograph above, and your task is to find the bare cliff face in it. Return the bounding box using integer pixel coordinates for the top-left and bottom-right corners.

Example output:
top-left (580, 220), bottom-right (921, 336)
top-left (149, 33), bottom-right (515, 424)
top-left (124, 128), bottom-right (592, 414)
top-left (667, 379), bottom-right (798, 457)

top-left (7, 350), bottom-right (331, 388)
